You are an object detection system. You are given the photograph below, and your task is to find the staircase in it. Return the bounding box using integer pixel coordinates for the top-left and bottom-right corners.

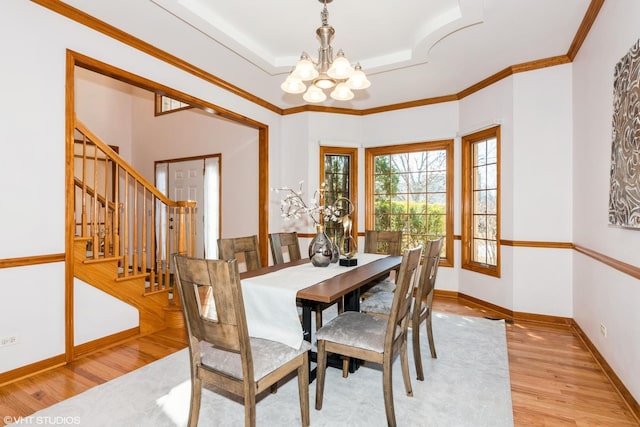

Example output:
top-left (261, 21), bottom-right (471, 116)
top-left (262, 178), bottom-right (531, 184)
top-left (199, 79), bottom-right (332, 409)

top-left (72, 118), bottom-right (196, 339)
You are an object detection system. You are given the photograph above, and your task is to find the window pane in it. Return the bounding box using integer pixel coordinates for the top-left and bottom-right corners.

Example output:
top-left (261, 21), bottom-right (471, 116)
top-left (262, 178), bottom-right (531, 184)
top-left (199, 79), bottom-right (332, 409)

top-left (428, 150), bottom-right (447, 170)
top-left (474, 190), bottom-right (486, 214)
top-left (487, 215), bottom-right (497, 240)
top-left (474, 165), bottom-right (486, 190)
top-left (427, 193), bottom-right (446, 208)
top-left (474, 214), bottom-right (486, 239)
top-left (374, 156), bottom-right (390, 174)
top-left (407, 151), bottom-right (425, 172)
top-left (486, 164), bottom-right (497, 189)
top-left (486, 137), bottom-right (497, 164)
top-left (486, 240), bottom-right (498, 265)
top-left (427, 171), bottom-right (446, 192)
top-left (487, 190), bottom-right (497, 214)
top-left (474, 240), bottom-right (486, 263)
top-left (371, 145), bottom-right (449, 254)
top-left (474, 141), bottom-right (486, 165)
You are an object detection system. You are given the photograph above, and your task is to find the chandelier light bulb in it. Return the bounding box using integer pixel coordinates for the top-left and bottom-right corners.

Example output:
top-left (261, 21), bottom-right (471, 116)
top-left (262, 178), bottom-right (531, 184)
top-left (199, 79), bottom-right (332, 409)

top-left (303, 84), bottom-right (327, 103)
top-left (292, 53), bottom-right (318, 81)
top-left (281, 74), bottom-right (307, 94)
top-left (346, 63), bottom-right (371, 90)
top-left (327, 50), bottom-right (354, 80)
top-left (314, 73), bottom-right (336, 89)
top-left (330, 82), bottom-right (354, 101)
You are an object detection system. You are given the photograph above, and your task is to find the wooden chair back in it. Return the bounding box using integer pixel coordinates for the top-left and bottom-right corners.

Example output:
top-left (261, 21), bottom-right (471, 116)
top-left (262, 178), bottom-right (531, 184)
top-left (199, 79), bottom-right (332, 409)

top-left (173, 255), bottom-right (247, 357)
top-left (386, 245), bottom-right (423, 345)
top-left (269, 232), bottom-right (302, 264)
top-left (416, 237), bottom-right (444, 310)
top-left (173, 254), bottom-right (310, 426)
top-left (218, 235), bottom-right (262, 272)
top-left (411, 237), bottom-right (444, 379)
top-left (364, 230), bottom-right (403, 256)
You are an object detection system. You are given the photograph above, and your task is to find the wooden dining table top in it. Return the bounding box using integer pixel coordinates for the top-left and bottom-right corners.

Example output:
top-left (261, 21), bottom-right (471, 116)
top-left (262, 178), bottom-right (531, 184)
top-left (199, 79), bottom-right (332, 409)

top-left (240, 255), bottom-right (402, 304)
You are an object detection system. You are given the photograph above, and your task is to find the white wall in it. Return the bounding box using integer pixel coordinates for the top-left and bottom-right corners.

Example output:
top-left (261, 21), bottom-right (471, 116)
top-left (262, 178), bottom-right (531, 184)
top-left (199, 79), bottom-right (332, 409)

top-left (572, 0), bottom-right (640, 402)
top-left (128, 88), bottom-right (259, 238)
top-left (511, 66), bottom-right (573, 317)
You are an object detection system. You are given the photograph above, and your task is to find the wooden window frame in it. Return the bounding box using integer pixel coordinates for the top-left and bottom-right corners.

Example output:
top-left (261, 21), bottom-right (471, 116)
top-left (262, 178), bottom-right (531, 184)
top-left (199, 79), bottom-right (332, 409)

top-left (364, 140), bottom-right (454, 267)
top-left (319, 146), bottom-right (358, 244)
top-left (461, 126), bottom-right (501, 277)
top-left (154, 94), bottom-right (192, 116)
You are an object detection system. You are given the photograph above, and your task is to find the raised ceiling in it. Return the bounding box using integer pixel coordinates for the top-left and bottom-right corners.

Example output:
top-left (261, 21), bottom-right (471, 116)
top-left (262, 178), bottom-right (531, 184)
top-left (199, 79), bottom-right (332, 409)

top-left (60, 0), bottom-right (592, 110)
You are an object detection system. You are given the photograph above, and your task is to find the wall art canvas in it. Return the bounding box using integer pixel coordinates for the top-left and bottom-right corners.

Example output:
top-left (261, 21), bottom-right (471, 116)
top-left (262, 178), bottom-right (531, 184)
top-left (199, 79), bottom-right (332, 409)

top-left (609, 39), bottom-right (640, 228)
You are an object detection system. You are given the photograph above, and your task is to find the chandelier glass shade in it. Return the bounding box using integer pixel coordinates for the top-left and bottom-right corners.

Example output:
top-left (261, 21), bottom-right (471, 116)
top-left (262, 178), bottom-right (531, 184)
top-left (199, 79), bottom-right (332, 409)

top-left (280, 0), bottom-right (370, 103)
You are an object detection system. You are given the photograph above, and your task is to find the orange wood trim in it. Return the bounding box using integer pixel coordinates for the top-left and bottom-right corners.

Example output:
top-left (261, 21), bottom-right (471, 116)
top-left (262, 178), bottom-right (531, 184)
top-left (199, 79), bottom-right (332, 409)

top-left (567, 0), bottom-right (606, 61)
top-left (574, 244), bottom-right (640, 281)
top-left (572, 320), bottom-right (640, 423)
top-left (32, 0), bottom-right (602, 118)
top-left (0, 354), bottom-right (66, 387)
top-left (65, 50), bottom-right (77, 362)
top-left (501, 240), bottom-right (573, 249)
top-left (512, 310), bottom-right (573, 326)
top-left (73, 327), bottom-right (140, 359)
top-left (31, 0), bottom-right (282, 115)
top-left (358, 95), bottom-right (460, 116)
top-left (457, 292), bottom-right (514, 318)
top-left (259, 126), bottom-right (270, 267)
top-left (433, 289), bottom-right (458, 299)
top-left (0, 253), bottom-right (65, 268)
top-left (510, 55), bottom-right (572, 74)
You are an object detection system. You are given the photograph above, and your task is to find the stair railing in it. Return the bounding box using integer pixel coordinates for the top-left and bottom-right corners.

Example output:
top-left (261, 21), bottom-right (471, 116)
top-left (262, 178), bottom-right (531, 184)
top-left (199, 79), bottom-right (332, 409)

top-left (73, 118), bottom-right (196, 300)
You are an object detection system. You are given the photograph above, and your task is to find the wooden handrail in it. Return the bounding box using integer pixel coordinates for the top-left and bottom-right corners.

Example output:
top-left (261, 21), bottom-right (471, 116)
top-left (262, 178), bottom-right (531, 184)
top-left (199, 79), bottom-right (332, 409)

top-left (73, 118), bottom-right (196, 299)
top-left (75, 119), bottom-right (195, 209)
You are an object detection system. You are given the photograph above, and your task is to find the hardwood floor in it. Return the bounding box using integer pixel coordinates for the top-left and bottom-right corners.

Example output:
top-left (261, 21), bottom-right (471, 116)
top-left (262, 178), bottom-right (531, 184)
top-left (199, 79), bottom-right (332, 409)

top-left (1, 296), bottom-right (638, 426)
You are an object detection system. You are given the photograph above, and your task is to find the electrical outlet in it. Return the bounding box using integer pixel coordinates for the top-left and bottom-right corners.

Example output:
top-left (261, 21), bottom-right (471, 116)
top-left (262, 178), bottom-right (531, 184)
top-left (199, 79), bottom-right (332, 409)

top-left (0, 335), bottom-right (18, 347)
top-left (600, 323), bottom-right (607, 338)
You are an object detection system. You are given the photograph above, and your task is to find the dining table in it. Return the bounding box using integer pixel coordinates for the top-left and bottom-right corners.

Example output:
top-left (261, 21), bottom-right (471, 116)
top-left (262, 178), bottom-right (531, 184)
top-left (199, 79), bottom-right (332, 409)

top-left (240, 253), bottom-right (402, 378)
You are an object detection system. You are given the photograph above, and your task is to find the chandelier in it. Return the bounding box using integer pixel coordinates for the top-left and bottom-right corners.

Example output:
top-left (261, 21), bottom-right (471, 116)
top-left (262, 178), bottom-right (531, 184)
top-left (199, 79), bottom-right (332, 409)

top-left (280, 0), bottom-right (371, 103)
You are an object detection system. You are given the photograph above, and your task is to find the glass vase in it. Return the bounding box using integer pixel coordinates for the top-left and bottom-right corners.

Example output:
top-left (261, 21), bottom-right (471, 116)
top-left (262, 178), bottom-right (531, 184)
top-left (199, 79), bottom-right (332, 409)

top-left (308, 225), bottom-right (333, 267)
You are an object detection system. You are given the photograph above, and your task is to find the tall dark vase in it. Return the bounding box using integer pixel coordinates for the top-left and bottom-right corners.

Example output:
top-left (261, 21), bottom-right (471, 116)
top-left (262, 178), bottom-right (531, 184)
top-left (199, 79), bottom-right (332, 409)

top-left (308, 225), bottom-right (333, 267)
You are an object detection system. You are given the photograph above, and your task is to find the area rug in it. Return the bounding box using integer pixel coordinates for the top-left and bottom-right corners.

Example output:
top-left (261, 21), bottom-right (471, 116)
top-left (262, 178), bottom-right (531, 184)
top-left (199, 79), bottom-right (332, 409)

top-left (14, 312), bottom-right (513, 426)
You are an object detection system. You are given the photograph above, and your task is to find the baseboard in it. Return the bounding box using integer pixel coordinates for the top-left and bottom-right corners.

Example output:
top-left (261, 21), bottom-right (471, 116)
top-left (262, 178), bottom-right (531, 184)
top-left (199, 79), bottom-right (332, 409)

top-left (435, 289), bottom-right (639, 424)
top-left (73, 327), bottom-right (140, 359)
top-left (0, 354), bottom-right (66, 387)
top-left (571, 321), bottom-right (640, 424)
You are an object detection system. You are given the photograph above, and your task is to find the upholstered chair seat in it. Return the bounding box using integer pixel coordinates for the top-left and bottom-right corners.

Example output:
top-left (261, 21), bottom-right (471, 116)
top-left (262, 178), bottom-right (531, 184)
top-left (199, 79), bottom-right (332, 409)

top-left (316, 311), bottom-right (402, 353)
top-left (200, 338), bottom-right (311, 381)
top-left (359, 289), bottom-right (394, 314)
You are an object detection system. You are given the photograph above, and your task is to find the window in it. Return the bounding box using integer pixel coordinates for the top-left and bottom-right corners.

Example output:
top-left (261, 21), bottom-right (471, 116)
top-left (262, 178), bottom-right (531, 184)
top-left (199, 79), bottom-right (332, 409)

top-left (365, 141), bottom-right (453, 266)
top-left (462, 126), bottom-right (500, 277)
top-left (320, 146), bottom-right (358, 255)
top-left (154, 94), bottom-right (191, 116)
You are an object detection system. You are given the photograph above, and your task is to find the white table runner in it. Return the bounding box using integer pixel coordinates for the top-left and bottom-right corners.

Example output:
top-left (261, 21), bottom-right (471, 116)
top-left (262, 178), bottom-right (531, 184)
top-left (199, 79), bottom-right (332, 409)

top-left (241, 253), bottom-right (388, 349)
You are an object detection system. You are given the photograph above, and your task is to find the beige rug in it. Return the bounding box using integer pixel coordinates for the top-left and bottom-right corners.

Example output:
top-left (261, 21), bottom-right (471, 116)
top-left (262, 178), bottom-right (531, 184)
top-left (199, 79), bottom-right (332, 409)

top-left (13, 312), bottom-right (513, 426)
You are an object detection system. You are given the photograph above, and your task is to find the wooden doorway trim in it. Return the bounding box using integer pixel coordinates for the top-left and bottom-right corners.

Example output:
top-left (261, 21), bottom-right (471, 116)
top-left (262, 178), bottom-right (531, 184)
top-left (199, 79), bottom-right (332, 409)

top-left (65, 49), bottom-right (269, 360)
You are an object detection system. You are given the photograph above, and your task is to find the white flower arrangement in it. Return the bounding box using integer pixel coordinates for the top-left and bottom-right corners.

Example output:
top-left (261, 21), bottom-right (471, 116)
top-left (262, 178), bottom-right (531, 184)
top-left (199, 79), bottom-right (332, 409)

top-left (271, 181), bottom-right (341, 226)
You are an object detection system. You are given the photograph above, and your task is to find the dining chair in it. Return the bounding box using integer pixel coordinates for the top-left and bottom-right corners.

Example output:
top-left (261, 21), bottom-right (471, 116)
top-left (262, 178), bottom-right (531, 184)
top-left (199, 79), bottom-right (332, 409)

top-left (268, 231), bottom-right (302, 264)
top-left (268, 231), bottom-right (343, 329)
top-left (218, 234), bottom-right (262, 272)
top-left (314, 245), bottom-right (423, 427)
top-left (173, 254), bottom-right (311, 427)
top-left (360, 237), bottom-right (444, 381)
top-left (360, 230), bottom-right (403, 298)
